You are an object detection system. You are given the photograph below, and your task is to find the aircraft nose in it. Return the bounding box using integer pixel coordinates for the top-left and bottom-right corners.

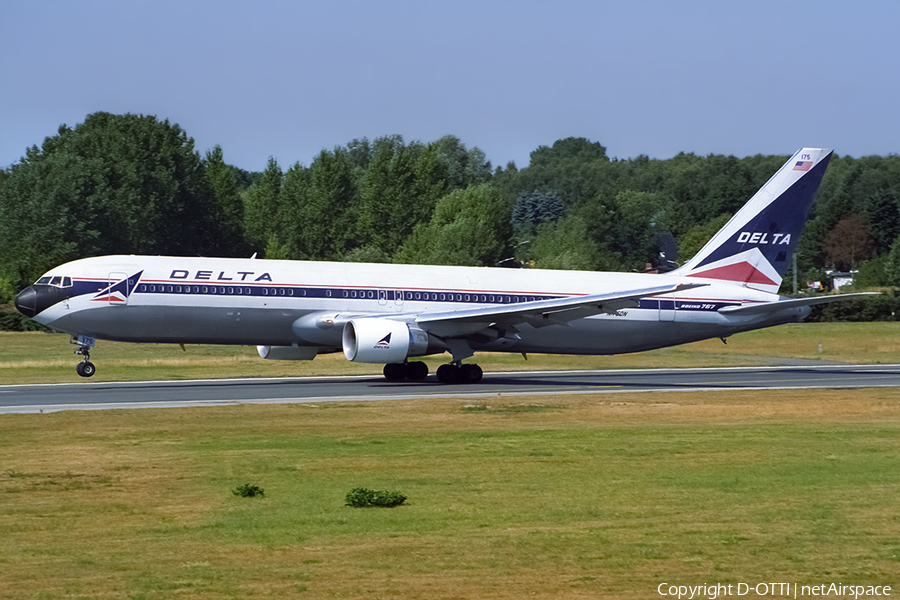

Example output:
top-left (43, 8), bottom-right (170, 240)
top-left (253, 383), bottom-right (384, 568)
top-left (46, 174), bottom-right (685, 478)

top-left (14, 286), bottom-right (38, 318)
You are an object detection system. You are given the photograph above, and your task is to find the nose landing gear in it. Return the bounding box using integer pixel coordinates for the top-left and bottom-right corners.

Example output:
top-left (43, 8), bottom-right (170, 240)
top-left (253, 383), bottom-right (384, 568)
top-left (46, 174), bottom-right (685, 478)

top-left (71, 335), bottom-right (96, 378)
top-left (74, 346), bottom-right (95, 378)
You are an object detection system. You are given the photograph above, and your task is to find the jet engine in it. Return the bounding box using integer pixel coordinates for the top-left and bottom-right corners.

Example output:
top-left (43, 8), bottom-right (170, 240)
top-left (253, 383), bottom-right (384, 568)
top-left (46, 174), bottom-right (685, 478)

top-left (342, 318), bottom-right (442, 363)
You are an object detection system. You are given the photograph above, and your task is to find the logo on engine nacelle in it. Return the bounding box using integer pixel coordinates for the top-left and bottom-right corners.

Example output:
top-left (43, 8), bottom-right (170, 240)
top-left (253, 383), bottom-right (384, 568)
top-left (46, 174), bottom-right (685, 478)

top-left (375, 333), bottom-right (391, 348)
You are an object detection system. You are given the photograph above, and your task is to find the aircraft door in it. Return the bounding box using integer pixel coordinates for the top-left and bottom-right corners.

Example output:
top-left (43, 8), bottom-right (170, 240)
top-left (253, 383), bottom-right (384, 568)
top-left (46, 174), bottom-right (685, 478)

top-left (658, 298), bottom-right (675, 322)
top-left (107, 272), bottom-right (131, 306)
top-left (378, 289), bottom-right (388, 306)
top-left (394, 289), bottom-right (404, 308)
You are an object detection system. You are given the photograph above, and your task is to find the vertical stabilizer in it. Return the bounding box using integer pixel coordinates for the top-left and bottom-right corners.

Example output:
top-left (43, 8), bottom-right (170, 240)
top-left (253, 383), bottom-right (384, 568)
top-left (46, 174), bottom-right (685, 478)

top-left (672, 148), bottom-right (833, 293)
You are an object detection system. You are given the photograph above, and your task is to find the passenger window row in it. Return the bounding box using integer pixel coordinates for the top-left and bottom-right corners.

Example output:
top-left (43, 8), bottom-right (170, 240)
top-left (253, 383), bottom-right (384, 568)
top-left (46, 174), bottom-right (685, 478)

top-left (135, 283), bottom-right (552, 304)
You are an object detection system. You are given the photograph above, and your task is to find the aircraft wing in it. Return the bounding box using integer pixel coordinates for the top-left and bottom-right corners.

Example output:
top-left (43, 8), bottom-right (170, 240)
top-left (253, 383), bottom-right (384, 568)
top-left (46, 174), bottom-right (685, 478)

top-left (415, 282), bottom-right (706, 337)
top-left (717, 292), bottom-right (879, 316)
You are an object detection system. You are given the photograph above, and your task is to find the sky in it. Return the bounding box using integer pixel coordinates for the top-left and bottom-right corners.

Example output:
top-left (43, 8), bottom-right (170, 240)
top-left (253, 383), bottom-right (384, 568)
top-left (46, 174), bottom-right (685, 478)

top-left (2, 1), bottom-right (898, 172)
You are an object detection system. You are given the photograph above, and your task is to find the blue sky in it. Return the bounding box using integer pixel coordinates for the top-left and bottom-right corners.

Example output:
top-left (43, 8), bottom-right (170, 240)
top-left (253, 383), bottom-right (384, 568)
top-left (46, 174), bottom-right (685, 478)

top-left (2, 1), bottom-right (898, 172)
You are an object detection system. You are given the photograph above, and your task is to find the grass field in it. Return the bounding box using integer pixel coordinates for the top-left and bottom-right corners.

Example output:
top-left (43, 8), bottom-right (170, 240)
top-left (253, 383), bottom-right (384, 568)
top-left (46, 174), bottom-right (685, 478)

top-left (3, 321), bottom-right (900, 384)
top-left (2, 323), bottom-right (899, 598)
top-left (1, 389), bottom-right (899, 598)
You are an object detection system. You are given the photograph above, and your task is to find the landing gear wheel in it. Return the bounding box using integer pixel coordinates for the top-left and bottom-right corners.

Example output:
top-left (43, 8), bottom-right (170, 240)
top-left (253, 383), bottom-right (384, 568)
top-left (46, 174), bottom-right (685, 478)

top-left (76, 361), bottom-right (96, 378)
top-left (74, 343), bottom-right (95, 378)
top-left (383, 363), bottom-right (407, 381)
top-left (460, 364), bottom-right (483, 384)
top-left (436, 364), bottom-right (461, 384)
top-left (406, 361), bottom-right (429, 381)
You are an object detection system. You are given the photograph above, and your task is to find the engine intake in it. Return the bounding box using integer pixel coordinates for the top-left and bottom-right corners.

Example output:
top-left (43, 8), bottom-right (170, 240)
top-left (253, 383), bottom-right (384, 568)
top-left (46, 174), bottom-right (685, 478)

top-left (342, 318), bottom-right (441, 363)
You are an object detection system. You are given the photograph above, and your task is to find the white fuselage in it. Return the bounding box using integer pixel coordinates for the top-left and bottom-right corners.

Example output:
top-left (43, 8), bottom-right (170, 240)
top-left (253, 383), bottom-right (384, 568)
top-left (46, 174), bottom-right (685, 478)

top-left (32, 255), bottom-right (806, 357)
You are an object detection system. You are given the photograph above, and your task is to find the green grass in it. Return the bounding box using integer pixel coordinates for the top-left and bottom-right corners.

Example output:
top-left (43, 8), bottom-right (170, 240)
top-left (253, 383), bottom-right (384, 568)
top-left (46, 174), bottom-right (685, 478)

top-left (3, 321), bottom-right (900, 384)
top-left (1, 390), bottom-right (899, 598)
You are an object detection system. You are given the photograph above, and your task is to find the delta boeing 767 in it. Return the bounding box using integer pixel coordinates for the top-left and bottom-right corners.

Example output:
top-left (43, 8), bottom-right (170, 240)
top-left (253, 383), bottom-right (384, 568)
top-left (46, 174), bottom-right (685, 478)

top-left (14, 148), bottom-right (872, 383)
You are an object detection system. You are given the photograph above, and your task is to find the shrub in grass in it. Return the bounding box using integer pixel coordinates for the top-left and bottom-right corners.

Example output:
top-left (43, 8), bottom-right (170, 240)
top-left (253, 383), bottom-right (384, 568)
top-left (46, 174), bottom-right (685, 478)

top-left (232, 483), bottom-right (265, 498)
top-left (345, 487), bottom-right (406, 508)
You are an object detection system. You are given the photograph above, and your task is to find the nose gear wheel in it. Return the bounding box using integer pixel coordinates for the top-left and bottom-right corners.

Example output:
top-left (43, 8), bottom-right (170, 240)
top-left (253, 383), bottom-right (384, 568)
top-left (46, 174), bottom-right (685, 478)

top-left (74, 346), bottom-right (95, 378)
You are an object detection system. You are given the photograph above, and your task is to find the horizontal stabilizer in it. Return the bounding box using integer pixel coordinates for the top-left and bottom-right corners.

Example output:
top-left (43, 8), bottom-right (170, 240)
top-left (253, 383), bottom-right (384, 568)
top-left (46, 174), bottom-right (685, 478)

top-left (718, 293), bottom-right (879, 316)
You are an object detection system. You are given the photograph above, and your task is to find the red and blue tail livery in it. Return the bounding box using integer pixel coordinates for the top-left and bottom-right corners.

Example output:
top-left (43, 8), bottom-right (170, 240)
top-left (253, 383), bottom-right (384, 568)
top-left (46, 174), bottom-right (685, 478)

top-left (674, 148), bottom-right (832, 294)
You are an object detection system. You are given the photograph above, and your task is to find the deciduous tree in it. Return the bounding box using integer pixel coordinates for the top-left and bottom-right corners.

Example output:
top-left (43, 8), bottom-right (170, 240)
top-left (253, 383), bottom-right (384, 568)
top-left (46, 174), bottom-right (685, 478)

top-left (824, 215), bottom-right (873, 271)
top-left (0, 112), bottom-right (224, 291)
top-left (394, 184), bottom-right (512, 267)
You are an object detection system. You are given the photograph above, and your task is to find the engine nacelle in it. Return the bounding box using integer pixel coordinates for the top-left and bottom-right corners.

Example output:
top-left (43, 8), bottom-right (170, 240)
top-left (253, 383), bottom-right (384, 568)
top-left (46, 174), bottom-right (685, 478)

top-left (257, 345), bottom-right (319, 361)
top-left (342, 318), bottom-right (436, 363)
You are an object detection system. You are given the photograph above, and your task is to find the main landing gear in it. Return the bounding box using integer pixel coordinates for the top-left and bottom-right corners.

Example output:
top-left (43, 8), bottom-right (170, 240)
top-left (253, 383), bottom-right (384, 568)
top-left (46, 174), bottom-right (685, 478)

top-left (382, 361), bottom-right (484, 384)
top-left (383, 361), bottom-right (429, 382)
top-left (436, 363), bottom-right (483, 384)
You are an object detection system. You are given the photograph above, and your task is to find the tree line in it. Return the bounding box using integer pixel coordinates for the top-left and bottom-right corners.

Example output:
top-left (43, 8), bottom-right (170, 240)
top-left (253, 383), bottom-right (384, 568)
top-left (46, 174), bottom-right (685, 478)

top-left (3, 111), bottom-right (900, 316)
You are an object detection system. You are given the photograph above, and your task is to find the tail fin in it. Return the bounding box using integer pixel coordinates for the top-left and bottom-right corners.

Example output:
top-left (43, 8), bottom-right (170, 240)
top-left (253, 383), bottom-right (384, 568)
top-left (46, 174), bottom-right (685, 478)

top-left (672, 147), bottom-right (833, 293)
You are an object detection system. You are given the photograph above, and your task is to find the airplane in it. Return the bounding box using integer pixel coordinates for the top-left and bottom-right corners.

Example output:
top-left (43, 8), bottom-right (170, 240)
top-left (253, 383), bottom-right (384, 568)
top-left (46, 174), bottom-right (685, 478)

top-left (13, 147), bottom-right (874, 383)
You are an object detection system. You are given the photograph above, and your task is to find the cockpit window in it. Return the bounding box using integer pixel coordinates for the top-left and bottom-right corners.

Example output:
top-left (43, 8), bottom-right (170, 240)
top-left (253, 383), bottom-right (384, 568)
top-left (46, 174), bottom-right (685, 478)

top-left (37, 276), bottom-right (73, 288)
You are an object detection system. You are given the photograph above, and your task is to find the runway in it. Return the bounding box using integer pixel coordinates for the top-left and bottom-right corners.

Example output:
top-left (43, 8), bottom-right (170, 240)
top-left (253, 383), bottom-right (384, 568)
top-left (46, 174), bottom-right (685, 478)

top-left (2, 364), bottom-right (900, 414)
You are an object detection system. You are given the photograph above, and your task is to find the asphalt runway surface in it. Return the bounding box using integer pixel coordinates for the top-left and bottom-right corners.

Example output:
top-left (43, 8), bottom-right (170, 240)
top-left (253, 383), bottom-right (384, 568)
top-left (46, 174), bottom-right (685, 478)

top-left (2, 364), bottom-right (900, 414)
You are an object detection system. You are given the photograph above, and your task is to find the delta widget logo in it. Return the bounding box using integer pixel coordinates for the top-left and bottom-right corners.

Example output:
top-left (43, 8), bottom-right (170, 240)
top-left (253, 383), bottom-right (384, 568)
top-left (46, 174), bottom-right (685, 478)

top-left (91, 271), bottom-right (143, 303)
top-left (374, 333), bottom-right (391, 349)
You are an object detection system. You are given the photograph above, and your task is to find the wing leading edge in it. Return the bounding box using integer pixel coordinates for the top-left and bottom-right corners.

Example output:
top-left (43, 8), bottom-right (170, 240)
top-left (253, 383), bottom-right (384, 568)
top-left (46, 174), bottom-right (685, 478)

top-left (415, 282), bottom-right (707, 338)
